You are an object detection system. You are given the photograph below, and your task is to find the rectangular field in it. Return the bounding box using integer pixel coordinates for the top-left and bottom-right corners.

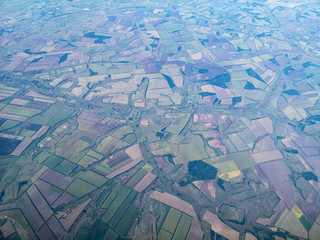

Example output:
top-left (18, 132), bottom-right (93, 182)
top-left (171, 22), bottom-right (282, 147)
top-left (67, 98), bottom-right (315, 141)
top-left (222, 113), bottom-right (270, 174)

top-left (1, 105), bottom-right (41, 117)
top-left (66, 178), bottom-right (97, 198)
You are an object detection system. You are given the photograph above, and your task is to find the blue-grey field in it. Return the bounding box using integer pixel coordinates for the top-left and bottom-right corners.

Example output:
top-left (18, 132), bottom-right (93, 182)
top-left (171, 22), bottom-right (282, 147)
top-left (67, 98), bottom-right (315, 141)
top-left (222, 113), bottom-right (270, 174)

top-left (0, 0), bottom-right (320, 239)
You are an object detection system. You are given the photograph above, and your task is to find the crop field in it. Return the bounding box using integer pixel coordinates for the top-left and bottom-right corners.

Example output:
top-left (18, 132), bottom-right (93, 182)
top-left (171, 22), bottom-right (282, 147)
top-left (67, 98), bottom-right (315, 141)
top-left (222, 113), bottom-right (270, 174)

top-left (54, 160), bottom-right (77, 175)
top-left (56, 132), bottom-right (92, 159)
top-left (43, 155), bottom-right (64, 169)
top-left (1, 105), bottom-right (41, 117)
top-left (99, 183), bottom-right (139, 237)
top-left (31, 102), bottom-right (74, 126)
top-left (77, 155), bottom-right (98, 167)
top-left (126, 168), bottom-right (148, 188)
top-left (0, 1), bottom-right (319, 239)
top-left (35, 179), bottom-right (63, 205)
top-left (154, 135), bottom-right (208, 164)
top-left (0, 137), bottom-right (21, 155)
top-left (171, 214), bottom-right (193, 240)
top-left (161, 208), bottom-right (182, 233)
top-left (96, 136), bottom-right (130, 156)
top-left (166, 113), bottom-right (191, 135)
top-left (112, 125), bottom-right (133, 139)
top-left (0, 209), bottom-right (37, 240)
top-left (76, 170), bottom-right (108, 187)
top-left (158, 229), bottom-right (173, 240)
top-left (86, 150), bottom-right (103, 160)
top-left (0, 119), bottom-right (20, 131)
top-left (92, 163), bottom-right (113, 176)
top-left (158, 207), bottom-right (193, 240)
top-left (66, 178), bottom-right (97, 198)
top-left (34, 151), bottom-right (50, 163)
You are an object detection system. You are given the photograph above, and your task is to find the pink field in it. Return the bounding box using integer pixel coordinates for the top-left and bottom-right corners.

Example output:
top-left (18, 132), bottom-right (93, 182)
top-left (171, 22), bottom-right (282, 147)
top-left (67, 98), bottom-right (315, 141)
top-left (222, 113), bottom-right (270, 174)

top-left (249, 120), bottom-right (268, 138)
top-left (256, 200), bottom-right (286, 226)
top-left (25, 90), bottom-right (56, 101)
top-left (133, 172), bottom-right (157, 192)
top-left (31, 126), bottom-right (49, 140)
top-left (107, 158), bottom-right (142, 179)
top-left (57, 198), bottom-right (91, 231)
top-left (10, 98), bottom-right (30, 106)
top-left (259, 160), bottom-right (301, 209)
top-left (0, 113), bottom-right (28, 122)
top-left (125, 144), bottom-right (143, 161)
top-left (193, 179), bottom-right (216, 200)
top-left (249, 136), bottom-right (283, 163)
top-left (245, 232), bottom-right (257, 240)
top-left (11, 137), bottom-right (33, 156)
top-left (203, 210), bottom-right (240, 240)
top-left (250, 136), bottom-right (277, 153)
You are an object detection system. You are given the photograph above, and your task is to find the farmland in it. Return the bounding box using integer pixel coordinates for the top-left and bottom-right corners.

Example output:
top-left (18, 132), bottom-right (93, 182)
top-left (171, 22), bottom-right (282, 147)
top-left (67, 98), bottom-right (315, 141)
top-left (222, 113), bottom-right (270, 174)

top-left (0, 0), bottom-right (320, 239)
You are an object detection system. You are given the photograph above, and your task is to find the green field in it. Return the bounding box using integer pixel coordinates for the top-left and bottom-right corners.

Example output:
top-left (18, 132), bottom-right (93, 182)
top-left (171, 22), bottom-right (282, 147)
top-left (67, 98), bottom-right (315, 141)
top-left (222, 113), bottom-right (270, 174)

top-left (91, 163), bottom-right (113, 176)
top-left (161, 208), bottom-right (182, 233)
top-left (34, 151), bottom-right (50, 163)
top-left (299, 215), bottom-right (312, 231)
top-left (156, 135), bottom-right (208, 164)
top-left (158, 229), bottom-right (173, 240)
top-left (103, 228), bottom-right (119, 240)
top-left (121, 133), bottom-right (137, 145)
top-left (69, 150), bottom-right (87, 164)
top-left (66, 178), bottom-right (97, 198)
top-left (76, 170), bottom-right (108, 187)
top-left (204, 151), bottom-right (255, 171)
top-left (227, 133), bottom-right (249, 152)
top-left (96, 182), bottom-right (117, 207)
top-left (0, 84), bottom-right (18, 93)
top-left (96, 136), bottom-right (129, 155)
top-left (309, 215), bottom-right (320, 240)
top-left (74, 226), bottom-right (90, 240)
top-left (101, 184), bottom-right (122, 209)
top-left (87, 150), bottom-right (103, 160)
top-left (114, 205), bottom-right (139, 237)
top-left (101, 186), bottom-right (132, 223)
top-left (49, 185), bottom-right (63, 195)
top-left (31, 102), bottom-right (74, 126)
top-left (78, 155), bottom-right (98, 167)
top-left (89, 220), bottom-right (109, 240)
top-left (21, 129), bottom-right (35, 137)
top-left (1, 104), bottom-right (41, 117)
top-left (100, 184), bottom-right (139, 237)
top-left (112, 125), bottom-right (133, 139)
top-left (55, 160), bottom-right (77, 175)
top-left (43, 155), bottom-right (64, 169)
top-left (172, 214), bottom-right (193, 240)
top-left (108, 190), bottom-right (137, 228)
top-left (58, 138), bottom-right (91, 157)
top-left (238, 129), bottom-right (256, 145)
top-left (166, 113), bottom-right (191, 135)
top-left (158, 208), bottom-right (193, 240)
top-left (126, 168), bottom-right (148, 188)
top-left (210, 160), bottom-right (238, 173)
top-left (0, 119), bottom-right (20, 131)
top-left (56, 132), bottom-right (92, 159)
